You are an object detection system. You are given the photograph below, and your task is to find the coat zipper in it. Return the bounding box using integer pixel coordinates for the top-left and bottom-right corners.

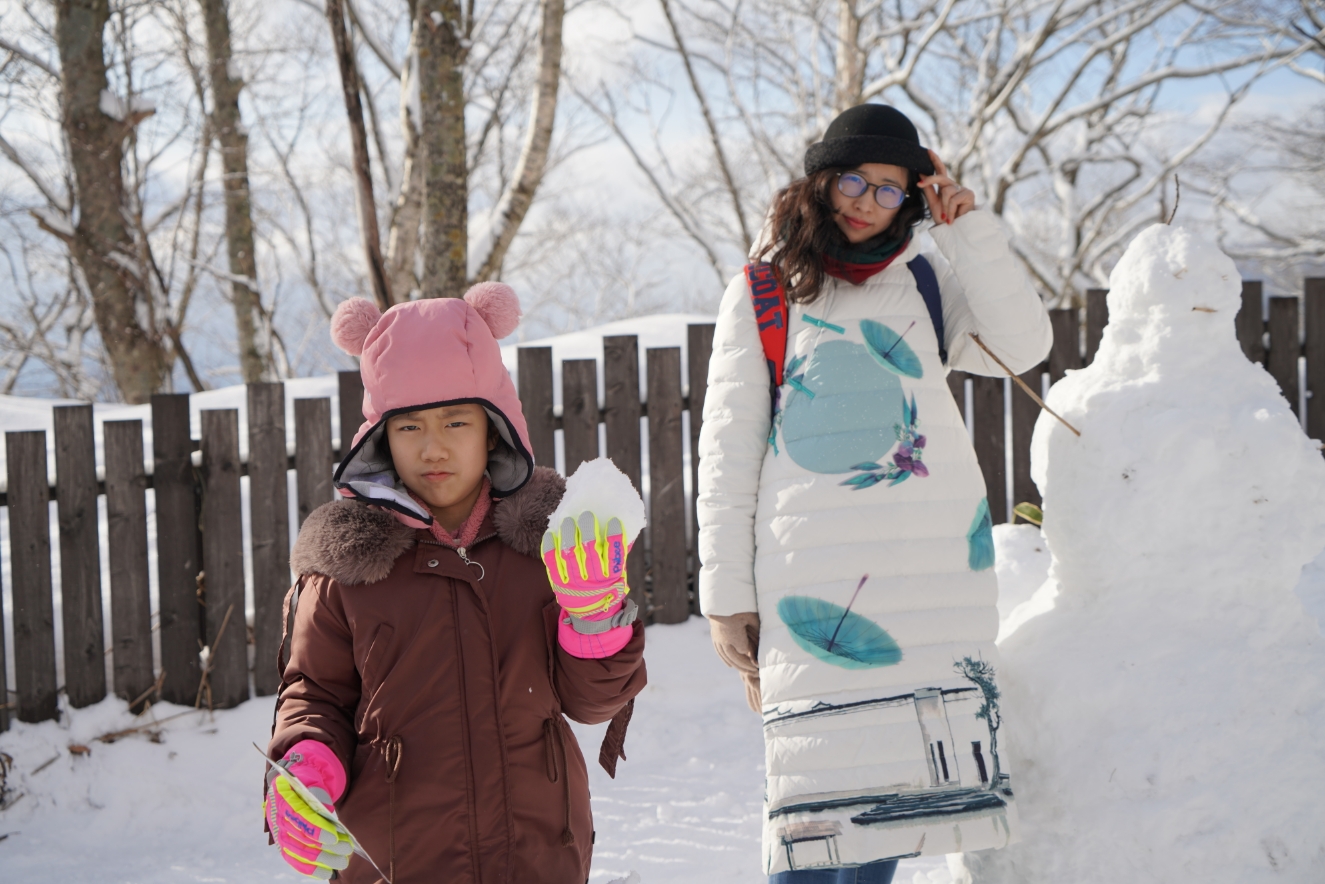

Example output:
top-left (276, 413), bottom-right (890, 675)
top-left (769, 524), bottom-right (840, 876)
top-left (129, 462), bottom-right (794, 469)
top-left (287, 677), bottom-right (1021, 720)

top-left (421, 532), bottom-right (496, 580)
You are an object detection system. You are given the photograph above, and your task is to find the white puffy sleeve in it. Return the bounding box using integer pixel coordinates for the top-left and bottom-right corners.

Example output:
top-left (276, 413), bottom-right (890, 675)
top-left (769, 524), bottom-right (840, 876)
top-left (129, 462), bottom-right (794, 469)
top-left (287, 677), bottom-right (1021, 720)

top-left (696, 272), bottom-right (772, 617)
top-left (928, 211), bottom-right (1053, 376)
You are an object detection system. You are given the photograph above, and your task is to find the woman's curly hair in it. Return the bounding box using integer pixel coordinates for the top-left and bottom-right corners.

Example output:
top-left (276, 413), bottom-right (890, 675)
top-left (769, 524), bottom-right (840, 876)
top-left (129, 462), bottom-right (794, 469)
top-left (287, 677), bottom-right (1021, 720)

top-left (754, 167), bottom-right (929, 304)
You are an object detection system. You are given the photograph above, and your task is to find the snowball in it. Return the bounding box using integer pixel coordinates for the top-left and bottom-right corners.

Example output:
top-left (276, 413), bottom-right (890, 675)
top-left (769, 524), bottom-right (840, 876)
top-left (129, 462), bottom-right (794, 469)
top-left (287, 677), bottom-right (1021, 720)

top-left (549, 457), bottom-right (646, 547)
top-left (972, 224), bottom-right (1325, 882)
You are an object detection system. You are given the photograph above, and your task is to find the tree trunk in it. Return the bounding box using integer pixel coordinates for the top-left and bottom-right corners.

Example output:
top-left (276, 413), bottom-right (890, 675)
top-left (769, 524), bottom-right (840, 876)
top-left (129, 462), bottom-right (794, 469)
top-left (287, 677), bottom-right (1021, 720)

top-left (326, 0), bottom-right (393, 310)
top-left (385, 24), bottom-right (423, 301)
top-left (472, 0), bottom-right (565, 282)
top-left (199, 0), bottom-right (274, 383)
top-left (418, 0), bottom-right (468, 298)
top-left (834, 0), bottom-right (864, 113)
top-left (54, 0), bottom-right (170, 404)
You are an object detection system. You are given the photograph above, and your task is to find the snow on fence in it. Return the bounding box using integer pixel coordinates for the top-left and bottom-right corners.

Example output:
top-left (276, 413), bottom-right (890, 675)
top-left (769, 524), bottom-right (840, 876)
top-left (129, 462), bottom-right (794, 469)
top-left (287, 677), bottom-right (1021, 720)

top-left (2, 283), bottom-right (1322, 732)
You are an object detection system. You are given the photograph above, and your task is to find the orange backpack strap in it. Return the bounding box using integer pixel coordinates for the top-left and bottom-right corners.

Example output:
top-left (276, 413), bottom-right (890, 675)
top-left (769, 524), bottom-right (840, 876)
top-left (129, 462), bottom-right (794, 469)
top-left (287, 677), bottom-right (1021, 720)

top-left (745, 263), bottom-right (788, 387)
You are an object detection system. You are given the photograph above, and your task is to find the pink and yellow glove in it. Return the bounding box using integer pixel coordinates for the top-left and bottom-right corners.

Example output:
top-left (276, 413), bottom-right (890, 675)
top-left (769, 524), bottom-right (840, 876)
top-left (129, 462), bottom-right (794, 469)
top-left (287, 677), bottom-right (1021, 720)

top-left (265, 740), bottom-right (353, 880)
top-left (543, 511), bottom-right (639, 659)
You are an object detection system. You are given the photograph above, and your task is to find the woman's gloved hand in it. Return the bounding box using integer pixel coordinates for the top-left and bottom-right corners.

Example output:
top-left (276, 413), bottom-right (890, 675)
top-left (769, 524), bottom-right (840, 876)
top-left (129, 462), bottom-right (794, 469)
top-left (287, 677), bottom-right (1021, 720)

top-left (543, 511), bottom-right (639, 659)
top-left (265, 740), bottom-right (353, 879)
top-left (708, 612), bottom-right (762, 713)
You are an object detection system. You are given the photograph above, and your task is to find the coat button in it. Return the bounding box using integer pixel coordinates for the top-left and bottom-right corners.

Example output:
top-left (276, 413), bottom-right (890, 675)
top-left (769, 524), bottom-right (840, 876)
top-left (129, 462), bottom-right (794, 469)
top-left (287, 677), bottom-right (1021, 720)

top-left (427, 559), bottom-right (439, 568)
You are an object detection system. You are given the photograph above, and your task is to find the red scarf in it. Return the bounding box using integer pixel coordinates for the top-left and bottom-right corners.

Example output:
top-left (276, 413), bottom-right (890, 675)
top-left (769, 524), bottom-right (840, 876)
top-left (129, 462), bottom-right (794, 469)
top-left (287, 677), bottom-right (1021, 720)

top-left (822, 249), bottom-right (907, 285)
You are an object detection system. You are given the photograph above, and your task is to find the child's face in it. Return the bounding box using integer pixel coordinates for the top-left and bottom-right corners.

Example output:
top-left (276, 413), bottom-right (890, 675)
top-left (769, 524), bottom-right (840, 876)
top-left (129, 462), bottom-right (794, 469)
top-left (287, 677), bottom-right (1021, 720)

top-left (830, 162), bottom-right (909, 244)
top-left (386, 403), bottom-right (496, 519)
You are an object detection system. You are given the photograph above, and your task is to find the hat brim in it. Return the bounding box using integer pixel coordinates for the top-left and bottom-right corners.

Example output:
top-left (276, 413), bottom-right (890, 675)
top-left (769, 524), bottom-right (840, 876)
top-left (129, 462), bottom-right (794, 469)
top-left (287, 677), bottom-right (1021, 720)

top-left (804, 135), bottom-right (935, 178)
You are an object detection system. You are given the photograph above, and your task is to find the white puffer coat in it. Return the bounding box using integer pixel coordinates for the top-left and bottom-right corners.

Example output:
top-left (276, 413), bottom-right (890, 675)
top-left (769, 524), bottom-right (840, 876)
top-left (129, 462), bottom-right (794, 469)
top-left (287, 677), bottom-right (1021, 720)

top-left (697, 211), bottom-right (1052, 873)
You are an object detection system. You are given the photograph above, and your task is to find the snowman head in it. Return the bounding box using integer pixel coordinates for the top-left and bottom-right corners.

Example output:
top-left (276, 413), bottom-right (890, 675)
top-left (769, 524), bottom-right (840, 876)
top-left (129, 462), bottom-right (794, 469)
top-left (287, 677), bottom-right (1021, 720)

top-left (1105, 224), bottom-right (1241, 345)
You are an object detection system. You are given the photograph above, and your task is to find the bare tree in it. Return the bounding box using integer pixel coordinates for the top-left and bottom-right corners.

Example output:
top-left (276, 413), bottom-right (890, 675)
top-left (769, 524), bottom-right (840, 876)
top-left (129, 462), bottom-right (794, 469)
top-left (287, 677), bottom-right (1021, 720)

top-left (1191, 2), bottom-right (1325, 286)
top-left (585, 0), bottom-right (1310, 303)
top-left (199, 0), bottom-right (276, 382)
top-left (471, 0), bottom-right (565, 281)
top-left (50, 0), bottom-right (171, 403)
top-left (326, 0), bottom-right (394, 309)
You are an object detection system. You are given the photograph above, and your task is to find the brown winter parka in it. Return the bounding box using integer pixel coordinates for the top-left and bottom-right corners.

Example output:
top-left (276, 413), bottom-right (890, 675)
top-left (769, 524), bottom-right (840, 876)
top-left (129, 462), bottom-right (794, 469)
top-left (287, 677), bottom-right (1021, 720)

top-left (269, 467), bottom-right (646, 884)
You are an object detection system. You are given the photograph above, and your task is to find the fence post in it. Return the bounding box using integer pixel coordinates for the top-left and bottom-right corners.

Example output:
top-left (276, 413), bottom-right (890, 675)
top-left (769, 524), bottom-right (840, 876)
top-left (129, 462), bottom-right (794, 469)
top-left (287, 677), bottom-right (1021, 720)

top-left (152, 394), bottom-right (202, 705)
top-left (0, 562), bottom-right (6, 731)
top-left (562, 359), bottom-right (600, 476)
top-left (1048, 309), bottom-right (1082, 384)
top-left (295, 398), bottom-right (334, 528)
top-left (646, 348), bottom-right (688, 623)
top-left (1306, 279), bottom-right (1325, 449)
top-left (104, 420), bottom-right (154, 711)
top-left (248, 384), bottom-right (291, 696)
top-left (686, 324), bottom-right (715, 615)
top-left (1237, 281), bottom-right (1265, 364)
top-left (1267, 297), bottom-right (1300, 416)
top-left (6, 431), bottom-right (58, 722)
top-left (1084, 289), bottom-right (1109, 365)
top-left (603, 336), bottom-right (645, 622)
top-left (947, 371), bottom-right (967, 428)
top-left (1011, 365), bottom-right (1044, 512)
top-left (338, 370), bottom-right (365, 459)
top-left (971, 377), bottom-right (1007, 524)
top-left (53, 404), bottom-right (106, 708)
top-left (518, 347), bottom-right (556, 470)
top-left (199, 410), bottom-right (248, 709)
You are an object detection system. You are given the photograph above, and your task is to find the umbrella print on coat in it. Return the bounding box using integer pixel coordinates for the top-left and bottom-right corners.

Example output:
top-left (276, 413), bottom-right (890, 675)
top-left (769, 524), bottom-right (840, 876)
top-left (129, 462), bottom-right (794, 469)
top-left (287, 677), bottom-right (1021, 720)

top-left (860, 319), bottom-right (924, 379)
top-left (777, 575), bottom-right (903, 670)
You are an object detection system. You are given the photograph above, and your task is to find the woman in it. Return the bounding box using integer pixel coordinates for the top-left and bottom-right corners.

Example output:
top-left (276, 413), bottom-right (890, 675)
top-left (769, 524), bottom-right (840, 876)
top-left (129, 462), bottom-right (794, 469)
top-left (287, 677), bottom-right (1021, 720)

top-left (697, 104), bottom-right (1051, 882)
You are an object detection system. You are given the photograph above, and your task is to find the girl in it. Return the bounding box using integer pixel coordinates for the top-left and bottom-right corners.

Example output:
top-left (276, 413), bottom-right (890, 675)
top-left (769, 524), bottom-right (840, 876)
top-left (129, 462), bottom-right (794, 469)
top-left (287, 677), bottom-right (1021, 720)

top-left (697, 104), bottom-right (1052, 882)
top-left (264, 283), bottom-right (647, 883)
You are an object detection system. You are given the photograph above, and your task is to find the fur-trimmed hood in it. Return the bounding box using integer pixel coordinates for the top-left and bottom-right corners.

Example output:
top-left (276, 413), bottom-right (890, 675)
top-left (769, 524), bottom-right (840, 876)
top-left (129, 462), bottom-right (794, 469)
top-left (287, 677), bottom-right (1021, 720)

top-left (291, 465), bottom-right (566, 585)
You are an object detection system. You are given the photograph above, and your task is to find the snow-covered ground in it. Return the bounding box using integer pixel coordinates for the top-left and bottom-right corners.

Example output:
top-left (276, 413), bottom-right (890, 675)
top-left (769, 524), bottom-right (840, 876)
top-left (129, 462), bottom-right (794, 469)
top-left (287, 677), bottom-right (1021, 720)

top-left (0, 526), bottom-right (1058, 884)
top-left (2, 522), bottom-right (1322, 882)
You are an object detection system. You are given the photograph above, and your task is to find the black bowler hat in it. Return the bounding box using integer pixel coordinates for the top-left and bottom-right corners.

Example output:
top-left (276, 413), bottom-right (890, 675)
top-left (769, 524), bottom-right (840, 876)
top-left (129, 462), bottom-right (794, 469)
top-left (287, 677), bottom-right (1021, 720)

top-left (804, 104), bottom-right (935, 177)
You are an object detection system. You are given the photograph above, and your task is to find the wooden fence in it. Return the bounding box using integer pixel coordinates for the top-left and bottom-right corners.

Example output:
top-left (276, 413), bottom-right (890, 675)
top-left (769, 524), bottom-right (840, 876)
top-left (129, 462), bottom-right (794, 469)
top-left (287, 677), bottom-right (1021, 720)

top-left (1, 279), bottom-right (1321, 731)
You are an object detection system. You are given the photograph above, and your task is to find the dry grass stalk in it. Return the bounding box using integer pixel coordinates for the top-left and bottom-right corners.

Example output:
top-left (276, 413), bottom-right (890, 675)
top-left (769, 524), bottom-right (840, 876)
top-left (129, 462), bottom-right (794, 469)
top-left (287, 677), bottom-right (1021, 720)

top-left (195, 603), bottom-right (236, 711)
top-left (95, 708), bottom-right (201, 744)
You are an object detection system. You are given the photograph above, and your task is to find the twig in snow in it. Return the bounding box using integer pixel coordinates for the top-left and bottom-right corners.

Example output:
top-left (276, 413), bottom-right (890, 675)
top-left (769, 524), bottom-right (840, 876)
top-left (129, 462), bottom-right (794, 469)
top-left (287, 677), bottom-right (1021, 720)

top-left (127, 669), bottom-right (167, 714)
top-left (969, 333), bottom-right (1082, 437)
top-left (95, 708), bottom-right (202, 744)
top-left (195, 603), bottom-right (236, 711)
top-left (31, 754), bottom-right (61, 775)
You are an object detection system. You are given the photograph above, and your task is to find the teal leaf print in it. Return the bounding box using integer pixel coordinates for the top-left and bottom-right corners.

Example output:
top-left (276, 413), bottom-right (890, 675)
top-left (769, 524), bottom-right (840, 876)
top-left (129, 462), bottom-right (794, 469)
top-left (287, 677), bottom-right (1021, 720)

top-left (968, 498), bottom-right (996, 571)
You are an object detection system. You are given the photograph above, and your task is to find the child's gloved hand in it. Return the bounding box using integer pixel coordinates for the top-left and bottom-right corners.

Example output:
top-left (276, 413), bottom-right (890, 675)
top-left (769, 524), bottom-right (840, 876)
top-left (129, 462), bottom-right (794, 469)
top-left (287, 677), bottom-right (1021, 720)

top-left (543, 511), bottom-right (639, 659)
top-left (265, 740), bottom-right (353, 879)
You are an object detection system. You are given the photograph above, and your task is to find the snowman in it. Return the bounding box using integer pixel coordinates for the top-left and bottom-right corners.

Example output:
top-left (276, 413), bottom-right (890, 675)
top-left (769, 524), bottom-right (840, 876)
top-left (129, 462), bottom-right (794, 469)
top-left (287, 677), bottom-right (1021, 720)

top-left (966, 224), bottom-right (1325, 882)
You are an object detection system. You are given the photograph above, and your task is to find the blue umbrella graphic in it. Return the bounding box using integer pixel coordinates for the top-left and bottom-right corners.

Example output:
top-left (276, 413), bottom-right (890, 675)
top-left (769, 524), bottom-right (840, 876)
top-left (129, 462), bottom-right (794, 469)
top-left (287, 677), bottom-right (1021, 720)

top-left (860, 319), bottom-right (924, 379)
top-left (777, 575), bottom-right (903, 670)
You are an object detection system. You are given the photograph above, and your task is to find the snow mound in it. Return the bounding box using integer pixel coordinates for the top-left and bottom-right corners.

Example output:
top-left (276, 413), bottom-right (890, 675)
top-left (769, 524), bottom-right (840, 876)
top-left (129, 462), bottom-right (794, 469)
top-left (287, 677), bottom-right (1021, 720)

top-left (550, 457), bottom-right (646, 546)
top-left (970, 225), bottom-right (1325, 883)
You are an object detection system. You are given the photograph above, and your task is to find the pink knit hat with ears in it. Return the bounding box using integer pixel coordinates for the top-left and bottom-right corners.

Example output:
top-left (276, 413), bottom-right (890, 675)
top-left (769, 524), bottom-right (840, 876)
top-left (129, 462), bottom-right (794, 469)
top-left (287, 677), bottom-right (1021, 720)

top-left (328, 283), bottom-right (533, 525)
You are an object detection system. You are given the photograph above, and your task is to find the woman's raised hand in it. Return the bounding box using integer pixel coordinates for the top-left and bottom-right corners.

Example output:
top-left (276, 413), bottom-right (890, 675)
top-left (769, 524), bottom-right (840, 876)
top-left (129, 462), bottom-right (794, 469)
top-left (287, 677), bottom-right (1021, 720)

top-left (918, 149), bottom-right (976, 225)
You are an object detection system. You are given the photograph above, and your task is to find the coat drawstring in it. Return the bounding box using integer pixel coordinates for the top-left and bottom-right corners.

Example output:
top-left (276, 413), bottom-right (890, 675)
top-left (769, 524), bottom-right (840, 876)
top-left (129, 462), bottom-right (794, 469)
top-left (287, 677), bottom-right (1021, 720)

top-left (543, 717), bottom-right (575, 846)
top-left (383, 735), bottom-right (404, 882)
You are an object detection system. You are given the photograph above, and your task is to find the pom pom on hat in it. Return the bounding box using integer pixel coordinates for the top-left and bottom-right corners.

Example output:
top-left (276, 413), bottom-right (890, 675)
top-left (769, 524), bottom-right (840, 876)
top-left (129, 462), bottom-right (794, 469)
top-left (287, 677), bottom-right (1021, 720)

top-left (330, 297), bottom-right (382, 356)
top-left (464, 281), bottom-right (522, 340)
